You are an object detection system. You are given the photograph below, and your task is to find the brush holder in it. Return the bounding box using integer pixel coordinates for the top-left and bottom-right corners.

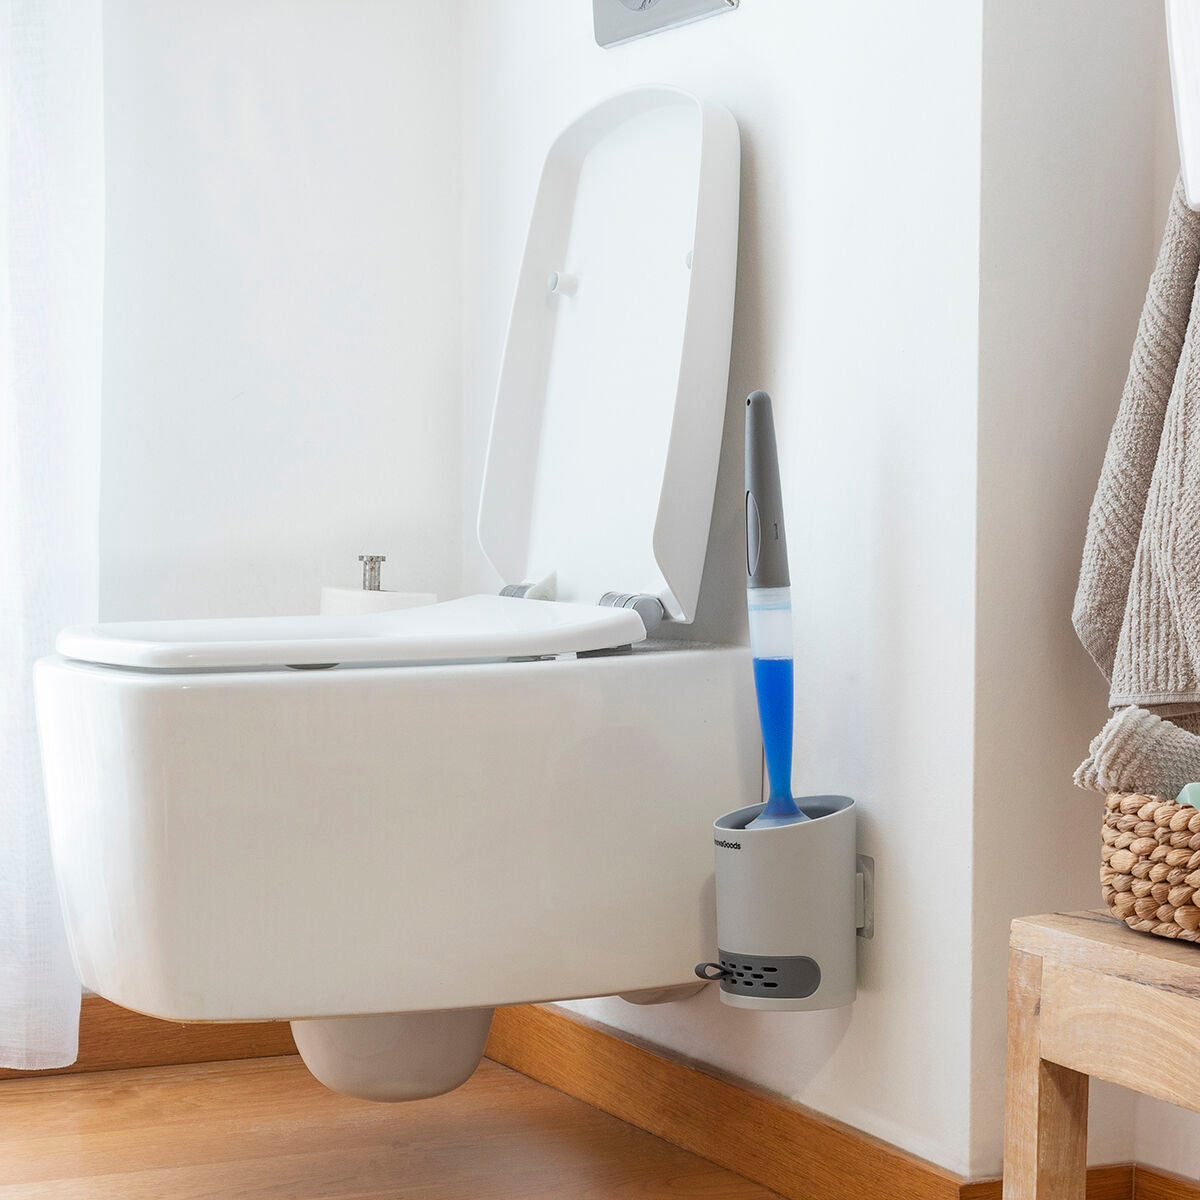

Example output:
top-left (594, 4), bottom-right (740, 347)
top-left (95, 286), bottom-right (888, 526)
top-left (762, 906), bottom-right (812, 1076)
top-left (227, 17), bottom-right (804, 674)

top-left (697, 795), bottom-right (857, 1011)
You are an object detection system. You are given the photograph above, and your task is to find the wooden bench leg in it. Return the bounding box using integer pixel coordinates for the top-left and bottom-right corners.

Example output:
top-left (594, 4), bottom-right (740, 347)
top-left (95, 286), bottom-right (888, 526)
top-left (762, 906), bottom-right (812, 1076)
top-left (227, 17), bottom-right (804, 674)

top-left (1003, 949), bottom-right (1089, 1200)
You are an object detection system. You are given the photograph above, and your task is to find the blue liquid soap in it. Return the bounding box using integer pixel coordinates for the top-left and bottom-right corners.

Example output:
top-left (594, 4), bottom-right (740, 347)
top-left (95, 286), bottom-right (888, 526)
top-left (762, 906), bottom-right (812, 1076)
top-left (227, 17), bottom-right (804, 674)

top-left (749, 657), bottom-right (807, 826)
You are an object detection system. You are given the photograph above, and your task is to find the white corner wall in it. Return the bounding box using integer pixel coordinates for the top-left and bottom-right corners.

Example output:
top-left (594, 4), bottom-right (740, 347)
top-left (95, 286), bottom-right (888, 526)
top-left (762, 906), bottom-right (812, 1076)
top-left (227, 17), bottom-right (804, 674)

top-left (974, 0), bottom-right (1174, 1177)
top-left (462, 0), bottom-right (1186, 1181)
top-left (100, 0), bottom-right (464, 621)
top-left (460, 0), bottom-right (983, 1174)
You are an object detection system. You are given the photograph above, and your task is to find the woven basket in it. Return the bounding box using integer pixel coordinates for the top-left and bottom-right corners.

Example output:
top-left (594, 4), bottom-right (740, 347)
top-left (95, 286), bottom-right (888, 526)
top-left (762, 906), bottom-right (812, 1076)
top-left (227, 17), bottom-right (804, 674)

top-left (1102, 791), bottom-right (1200, 941)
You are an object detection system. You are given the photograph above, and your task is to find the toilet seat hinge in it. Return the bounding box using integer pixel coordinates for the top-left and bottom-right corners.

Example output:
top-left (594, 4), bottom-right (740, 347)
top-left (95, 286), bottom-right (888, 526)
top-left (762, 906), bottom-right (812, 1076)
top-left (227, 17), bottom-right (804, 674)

top-left (599, 591), bottom-right (666, 634)
top-left (499, 573), bottom-right (556, 602)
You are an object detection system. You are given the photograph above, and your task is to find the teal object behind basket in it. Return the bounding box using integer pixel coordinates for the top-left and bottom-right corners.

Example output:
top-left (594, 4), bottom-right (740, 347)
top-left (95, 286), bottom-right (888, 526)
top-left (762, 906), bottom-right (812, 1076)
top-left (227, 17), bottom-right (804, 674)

top-left (1177, 781), bottom-right (1200, 808)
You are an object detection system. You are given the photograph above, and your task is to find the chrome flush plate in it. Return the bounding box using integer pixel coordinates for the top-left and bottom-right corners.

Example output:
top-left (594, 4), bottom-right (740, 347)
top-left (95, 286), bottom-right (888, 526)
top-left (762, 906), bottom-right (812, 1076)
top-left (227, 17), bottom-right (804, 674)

top-left (593, 0), bottom-right (738, 49)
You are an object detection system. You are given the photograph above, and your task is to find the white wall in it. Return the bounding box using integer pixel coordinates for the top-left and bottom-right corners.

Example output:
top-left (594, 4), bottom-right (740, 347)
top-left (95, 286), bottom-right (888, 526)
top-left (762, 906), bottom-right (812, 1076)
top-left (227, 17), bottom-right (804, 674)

top-left (460, 0), bottom-right (984, 1174)
top-left (973, 0), bottom-right (1173, 1176)
top-left (1136, 1092), bottom-right (1200, 1181)
top-left (461, 0), bottom-right (1182, 1180)
top-left (100, 0), bottom-right (464, 621)
top-left (96, 0), bottom-right (1189, 1181)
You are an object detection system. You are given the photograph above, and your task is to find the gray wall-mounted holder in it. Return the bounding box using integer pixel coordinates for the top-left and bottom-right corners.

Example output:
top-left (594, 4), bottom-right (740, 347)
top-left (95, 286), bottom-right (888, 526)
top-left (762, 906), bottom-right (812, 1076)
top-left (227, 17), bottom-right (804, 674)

top-left (697, 795), bottom-right (859, 1012)
top-left (594, 0), bottom-right (738, 49)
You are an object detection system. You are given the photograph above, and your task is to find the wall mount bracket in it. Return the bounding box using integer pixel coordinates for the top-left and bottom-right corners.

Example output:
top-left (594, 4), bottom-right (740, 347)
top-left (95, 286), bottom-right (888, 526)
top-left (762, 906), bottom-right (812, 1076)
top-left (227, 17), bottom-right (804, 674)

top-left (593, 0), bottom-right (738, 50)
top-left (856, 854), bottom-right (875, 940)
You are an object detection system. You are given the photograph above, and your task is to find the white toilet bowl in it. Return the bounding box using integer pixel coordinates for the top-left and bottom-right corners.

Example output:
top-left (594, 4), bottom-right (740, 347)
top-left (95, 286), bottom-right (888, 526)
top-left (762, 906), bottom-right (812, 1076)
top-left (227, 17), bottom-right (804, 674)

top-left (35, 86), bottom-right (747, 1103)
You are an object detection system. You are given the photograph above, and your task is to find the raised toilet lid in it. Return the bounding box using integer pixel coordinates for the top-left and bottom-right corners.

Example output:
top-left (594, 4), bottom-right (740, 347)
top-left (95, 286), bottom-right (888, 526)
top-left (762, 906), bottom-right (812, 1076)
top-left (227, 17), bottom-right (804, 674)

top-left (477, 87), bottom-right (739, 621)
top-left (57, 595), bottom-right (645, 671)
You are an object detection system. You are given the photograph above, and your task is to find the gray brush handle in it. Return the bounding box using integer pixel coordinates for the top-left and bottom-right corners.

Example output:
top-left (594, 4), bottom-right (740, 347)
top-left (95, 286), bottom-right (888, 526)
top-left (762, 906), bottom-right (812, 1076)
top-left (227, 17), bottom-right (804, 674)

top-left (745, 391), bottom-right (790, 589)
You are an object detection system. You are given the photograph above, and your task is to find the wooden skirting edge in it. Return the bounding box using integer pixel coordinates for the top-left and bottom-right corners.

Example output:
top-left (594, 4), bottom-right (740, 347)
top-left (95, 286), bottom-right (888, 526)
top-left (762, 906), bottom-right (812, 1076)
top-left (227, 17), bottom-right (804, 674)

top-left (486, 1005), bottom-right (1189, 1200)
top-left (487, 1002), bottom-right (964, 1200)
top-left (960, 1164), bottom-right (1132, 1200)
top-left (1137, 1167), bottom-right (1200, 1200)
top-left (0, 993), bottom-right (296, 1079)
top-left (3, 996), bottom-right (1196, 1200)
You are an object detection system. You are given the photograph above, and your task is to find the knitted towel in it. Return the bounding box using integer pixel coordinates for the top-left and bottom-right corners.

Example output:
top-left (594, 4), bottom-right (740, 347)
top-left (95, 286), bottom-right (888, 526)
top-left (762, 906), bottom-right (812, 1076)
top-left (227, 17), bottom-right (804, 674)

top-left (1074, 176), bottom-right (1200, 713)
top-left (1075, 706), bottom-right (1200, 800)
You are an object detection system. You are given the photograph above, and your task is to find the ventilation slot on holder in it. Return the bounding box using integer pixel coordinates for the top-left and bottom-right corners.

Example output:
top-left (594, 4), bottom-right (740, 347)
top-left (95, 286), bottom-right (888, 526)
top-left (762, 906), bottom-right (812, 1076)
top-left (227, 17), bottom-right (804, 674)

top-left (715, 953), bottom-right (821, 999)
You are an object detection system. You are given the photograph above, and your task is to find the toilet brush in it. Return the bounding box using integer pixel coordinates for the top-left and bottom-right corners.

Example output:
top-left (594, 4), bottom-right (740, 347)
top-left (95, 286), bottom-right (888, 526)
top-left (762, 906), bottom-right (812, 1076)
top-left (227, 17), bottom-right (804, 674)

top-left (744, 391), bottom-right (807, 828)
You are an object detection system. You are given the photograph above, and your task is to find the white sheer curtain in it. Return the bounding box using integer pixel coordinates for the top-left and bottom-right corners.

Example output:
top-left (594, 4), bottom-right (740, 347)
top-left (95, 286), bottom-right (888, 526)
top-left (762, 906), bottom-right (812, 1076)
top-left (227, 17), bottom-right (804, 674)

top-left (0, 0), bottom-right (103, 1069)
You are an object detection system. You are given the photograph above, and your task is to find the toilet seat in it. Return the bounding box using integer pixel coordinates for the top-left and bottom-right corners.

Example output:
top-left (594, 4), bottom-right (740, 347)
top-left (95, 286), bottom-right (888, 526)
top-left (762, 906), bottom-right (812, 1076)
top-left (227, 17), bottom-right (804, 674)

top-left (57, 594), bottom-right (646, 671)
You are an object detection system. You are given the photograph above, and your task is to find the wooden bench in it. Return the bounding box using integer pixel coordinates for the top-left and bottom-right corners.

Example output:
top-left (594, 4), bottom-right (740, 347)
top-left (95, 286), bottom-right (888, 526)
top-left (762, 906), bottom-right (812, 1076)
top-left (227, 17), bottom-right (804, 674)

top-left (1004, 910), bottom-right (1200, 1198)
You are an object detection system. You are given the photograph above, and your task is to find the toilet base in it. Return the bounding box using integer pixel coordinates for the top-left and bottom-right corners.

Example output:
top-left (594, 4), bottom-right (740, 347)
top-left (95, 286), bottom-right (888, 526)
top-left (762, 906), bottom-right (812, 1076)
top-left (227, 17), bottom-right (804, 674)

top-left (290, 1009), bottom-right (495, 1102)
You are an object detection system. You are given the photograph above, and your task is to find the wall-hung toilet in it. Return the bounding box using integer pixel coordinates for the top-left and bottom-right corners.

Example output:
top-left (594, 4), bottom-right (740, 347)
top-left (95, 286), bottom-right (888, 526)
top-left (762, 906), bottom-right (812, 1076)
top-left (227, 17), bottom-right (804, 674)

top-left (35, 87), bottom-right (757, 1101)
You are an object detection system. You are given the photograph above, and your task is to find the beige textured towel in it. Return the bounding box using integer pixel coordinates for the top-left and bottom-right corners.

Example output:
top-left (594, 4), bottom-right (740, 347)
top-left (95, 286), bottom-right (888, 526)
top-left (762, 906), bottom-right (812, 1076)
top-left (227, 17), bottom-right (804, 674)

top-left (1074, 178), bottom-right (1200, 795)
top-left (1074, 706), bottom-right (1200, 800)
top-left (1074, 176), bottom-right (1200, 712)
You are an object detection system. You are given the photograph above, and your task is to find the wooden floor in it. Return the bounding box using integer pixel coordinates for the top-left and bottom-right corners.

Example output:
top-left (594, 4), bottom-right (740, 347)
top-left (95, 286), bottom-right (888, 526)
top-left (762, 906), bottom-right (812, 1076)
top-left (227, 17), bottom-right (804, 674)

top-left (0, 1054), bottom-right (781, 1199)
